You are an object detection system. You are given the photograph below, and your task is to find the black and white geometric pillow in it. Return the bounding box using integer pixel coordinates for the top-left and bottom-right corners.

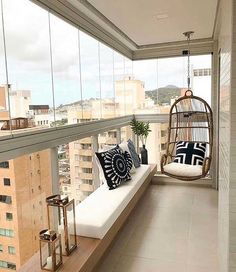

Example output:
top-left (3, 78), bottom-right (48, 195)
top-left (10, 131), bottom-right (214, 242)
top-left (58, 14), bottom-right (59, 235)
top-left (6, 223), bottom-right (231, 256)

top-left (95, 147), bottom-right (131, 190)
top-left (173, 141), bottom-right (206, 166)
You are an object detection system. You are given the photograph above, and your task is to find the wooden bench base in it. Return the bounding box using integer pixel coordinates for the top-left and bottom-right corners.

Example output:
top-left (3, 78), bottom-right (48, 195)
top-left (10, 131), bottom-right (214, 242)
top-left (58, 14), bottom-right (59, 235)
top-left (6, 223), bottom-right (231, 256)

top-left (58, 164), bottom-right (157, 272)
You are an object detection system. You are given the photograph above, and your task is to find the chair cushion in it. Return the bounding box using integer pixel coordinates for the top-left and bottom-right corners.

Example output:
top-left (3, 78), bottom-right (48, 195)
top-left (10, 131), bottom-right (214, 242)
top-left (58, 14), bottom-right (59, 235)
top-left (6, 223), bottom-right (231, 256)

top-left (95, 146), bottom-right (131, 190)
top-left (75, 164), bottom-right (151, 239)
top-left (173, 141), bottom-right (206, 165)
top-left (164, 162), bottom-right (202, 177)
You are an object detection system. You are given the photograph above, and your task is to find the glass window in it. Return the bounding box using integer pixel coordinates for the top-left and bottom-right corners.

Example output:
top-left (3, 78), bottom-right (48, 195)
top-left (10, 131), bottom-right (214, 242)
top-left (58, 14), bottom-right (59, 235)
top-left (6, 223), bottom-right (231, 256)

top-left (0, 245), bottom-right (3, 252)
top-left (0, 228), bottom-right (14, 237)
top-left (0, 261), bottom-right (7, 268)
top-left (6, 212), bottom-right (13, 221)
top-left (79, 31), bottom-right (100, 120)
top-left (114, 52), bottom-right (125, 116)
top-left (0, 1), bottom-right (11, 137)
top-left (49, 14), bottom-right (81, 127)
top-left (0, 161), bottom-right (9, 168)
top-left (8, 246), bottom-right (15, 255)
top-left (3, 0), bottom-right (54, 131)
top-left (7, 262), bottom-right (16, 270)
top-left (3, 178), bottom-right (10, 186)
top-left (99, 43), bottom-right (115, 118)
top-left (191, 55), bottom-right (212, 105)
top-left (133, 59), bottom-right (157, 110)
top-left (0, 195), bottom-right (12, 204)
top-left (0, 260), bottom-right (16, 270)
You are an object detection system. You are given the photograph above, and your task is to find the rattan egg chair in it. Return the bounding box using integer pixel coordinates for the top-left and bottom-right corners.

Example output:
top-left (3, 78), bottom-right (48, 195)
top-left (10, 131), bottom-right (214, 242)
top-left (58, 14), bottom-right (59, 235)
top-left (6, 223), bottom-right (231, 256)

top-left (160, 89), bottom-right (213, 181)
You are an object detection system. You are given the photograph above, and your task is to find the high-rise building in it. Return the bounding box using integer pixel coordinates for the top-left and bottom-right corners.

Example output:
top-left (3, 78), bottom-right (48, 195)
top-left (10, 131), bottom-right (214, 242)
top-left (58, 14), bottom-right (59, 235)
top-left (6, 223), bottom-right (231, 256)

top-left (0, 87), bottom-right (53, 271)
top-left (62, 78), bottom-right (147, 203)
top-left (115, 76), bottom-right (145, 115)
top-left (192, 68), bottom-right (211, 104)
top-left (66, 100), bottom-right (117, 204)
top-left (0, 149), bottom-right (52, 271)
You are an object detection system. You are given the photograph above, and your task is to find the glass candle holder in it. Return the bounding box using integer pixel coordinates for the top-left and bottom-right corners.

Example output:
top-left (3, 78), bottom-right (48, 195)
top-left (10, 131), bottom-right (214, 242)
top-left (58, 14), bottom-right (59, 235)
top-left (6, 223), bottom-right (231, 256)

top-left (39, 229), bottom-right (62, 271)
top-left (46, 195), bottom-right (77, 256)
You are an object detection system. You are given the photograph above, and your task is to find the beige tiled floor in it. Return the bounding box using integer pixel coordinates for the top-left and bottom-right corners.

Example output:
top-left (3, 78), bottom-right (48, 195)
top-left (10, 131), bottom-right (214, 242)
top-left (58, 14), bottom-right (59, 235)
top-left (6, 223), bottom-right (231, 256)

top-left (96, 184), bottom-right (219, 272)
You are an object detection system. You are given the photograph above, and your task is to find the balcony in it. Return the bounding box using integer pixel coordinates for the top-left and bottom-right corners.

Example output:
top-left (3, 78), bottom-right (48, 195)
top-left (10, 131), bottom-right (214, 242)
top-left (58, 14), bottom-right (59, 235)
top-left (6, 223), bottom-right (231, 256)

top-left (17, 180), bottom-right (218, 272)
top-left (78, 149), bottom-right (93, 156)
top-left (99, 136), bottom-right (117, 145)
top-left (79, 172), bottom-right (93, 180)
top-left (97, 183), bottom-right (218, 272)
top-left (0, 109), bottom-right (218, 271)
top-left (0, 0), bottom-right (231, 270)
top-left (79, 161), bottom-right (92, 168)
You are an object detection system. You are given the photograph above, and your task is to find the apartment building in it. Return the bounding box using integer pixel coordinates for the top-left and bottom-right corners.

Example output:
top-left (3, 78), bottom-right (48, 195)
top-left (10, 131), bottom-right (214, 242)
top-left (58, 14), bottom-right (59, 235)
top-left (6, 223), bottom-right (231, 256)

top-left (0, 150), bottom-right (52, 271)
top-left (0, 86), bottom-right (52, 271)
top-left (28, 105), bottom-right (50, 127)
top-left (62, 78), bottom-right (171, 203)
top-left (66, 100), bottom-right (117, 204)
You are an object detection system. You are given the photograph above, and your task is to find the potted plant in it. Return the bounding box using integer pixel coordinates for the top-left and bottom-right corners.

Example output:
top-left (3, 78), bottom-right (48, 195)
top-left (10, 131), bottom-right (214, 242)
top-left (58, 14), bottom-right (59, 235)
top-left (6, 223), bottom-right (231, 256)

top-left (130, 116), bottom-right (151, 164)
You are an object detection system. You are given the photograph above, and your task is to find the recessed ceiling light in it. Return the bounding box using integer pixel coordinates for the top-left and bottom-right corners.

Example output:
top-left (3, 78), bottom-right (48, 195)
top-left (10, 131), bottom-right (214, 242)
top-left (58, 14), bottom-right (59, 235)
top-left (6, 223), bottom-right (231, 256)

top-left (155, 13), bottom-right (168, 20)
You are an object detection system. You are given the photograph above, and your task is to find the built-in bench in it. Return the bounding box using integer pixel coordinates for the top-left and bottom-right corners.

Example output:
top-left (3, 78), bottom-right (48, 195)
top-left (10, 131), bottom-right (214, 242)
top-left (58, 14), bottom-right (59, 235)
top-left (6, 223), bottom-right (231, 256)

top-left (60, 164), bottom-right (157, 272)
top-left (75, 164), bottom-right (152, 239)
top-left (23, 164), bottom-right (156, 272)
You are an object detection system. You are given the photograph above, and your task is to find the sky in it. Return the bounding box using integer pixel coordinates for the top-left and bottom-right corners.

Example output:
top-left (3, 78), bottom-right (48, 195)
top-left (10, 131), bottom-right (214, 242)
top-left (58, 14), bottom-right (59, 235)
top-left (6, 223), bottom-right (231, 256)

top-left (0, 0), bottom-right (212, 107)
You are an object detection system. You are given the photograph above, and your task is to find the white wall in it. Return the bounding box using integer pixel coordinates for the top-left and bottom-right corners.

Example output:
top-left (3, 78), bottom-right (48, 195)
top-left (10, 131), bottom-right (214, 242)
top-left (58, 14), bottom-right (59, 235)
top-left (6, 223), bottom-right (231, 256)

top-left (216, 0), bottom-right (236, 271)
top-left (229, 1), bottom-right (236, 271)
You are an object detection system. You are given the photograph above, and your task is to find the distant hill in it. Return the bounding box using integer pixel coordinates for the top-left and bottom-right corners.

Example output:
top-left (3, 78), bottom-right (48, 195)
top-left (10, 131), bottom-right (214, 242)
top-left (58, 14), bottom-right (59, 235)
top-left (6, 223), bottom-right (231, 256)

top-left (146, 85), bottom-right (181, 105)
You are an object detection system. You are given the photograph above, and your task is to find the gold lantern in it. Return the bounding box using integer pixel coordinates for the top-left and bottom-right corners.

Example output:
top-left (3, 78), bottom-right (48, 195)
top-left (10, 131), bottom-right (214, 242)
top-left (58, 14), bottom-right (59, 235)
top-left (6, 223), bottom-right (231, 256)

top-left (46, 195), bottom-right (77, 256)
top-left (39, 229), bottom-right (62, 271)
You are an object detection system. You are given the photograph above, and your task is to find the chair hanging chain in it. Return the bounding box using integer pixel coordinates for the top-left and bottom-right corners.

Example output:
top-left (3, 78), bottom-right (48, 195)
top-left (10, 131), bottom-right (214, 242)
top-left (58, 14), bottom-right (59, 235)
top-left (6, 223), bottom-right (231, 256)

top-left (183, 31), bottom-right (194, 90)
top-left (187, 35), bottom-right (190, 90)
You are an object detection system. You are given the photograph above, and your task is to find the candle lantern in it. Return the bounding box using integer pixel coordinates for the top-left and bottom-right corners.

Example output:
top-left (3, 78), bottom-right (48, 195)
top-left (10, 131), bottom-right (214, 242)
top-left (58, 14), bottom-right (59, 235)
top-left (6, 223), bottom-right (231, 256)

top-left (46, 195), bottom-right (77, 256)
top-left (39, 229), bottom-right (62, 271)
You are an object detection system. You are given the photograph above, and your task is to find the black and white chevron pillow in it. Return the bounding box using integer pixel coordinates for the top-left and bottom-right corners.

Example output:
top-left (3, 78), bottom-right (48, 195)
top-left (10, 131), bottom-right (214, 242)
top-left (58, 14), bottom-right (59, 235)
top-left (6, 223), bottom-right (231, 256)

top-left (173, 141), bottom-right (206, 166)
top-left (95, 147), bottom-right (131, 190)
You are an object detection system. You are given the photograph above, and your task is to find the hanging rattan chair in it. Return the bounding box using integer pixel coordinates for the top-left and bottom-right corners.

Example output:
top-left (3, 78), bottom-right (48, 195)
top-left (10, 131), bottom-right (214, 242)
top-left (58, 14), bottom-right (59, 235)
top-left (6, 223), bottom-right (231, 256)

top-left (160, 90), bottom-right (213, 181)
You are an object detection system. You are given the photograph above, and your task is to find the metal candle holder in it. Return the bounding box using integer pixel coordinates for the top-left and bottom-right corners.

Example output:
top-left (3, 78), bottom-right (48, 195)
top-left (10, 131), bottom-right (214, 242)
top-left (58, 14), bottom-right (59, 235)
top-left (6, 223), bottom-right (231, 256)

top-left (46, 195), bottom-right (77, 256)
top-left (39, 229), bottom-right (62, 271)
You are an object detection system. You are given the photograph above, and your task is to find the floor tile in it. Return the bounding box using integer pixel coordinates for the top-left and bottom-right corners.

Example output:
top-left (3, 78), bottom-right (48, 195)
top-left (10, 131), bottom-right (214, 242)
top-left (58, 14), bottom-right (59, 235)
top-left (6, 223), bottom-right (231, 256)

top-left (113, 255), bottom-right (187, 272)
top-left (95, 184), bottom-right (219, 272)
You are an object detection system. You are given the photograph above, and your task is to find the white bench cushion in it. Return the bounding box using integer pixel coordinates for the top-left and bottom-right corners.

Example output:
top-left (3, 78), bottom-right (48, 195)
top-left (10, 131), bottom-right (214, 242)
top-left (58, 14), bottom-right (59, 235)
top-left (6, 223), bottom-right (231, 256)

top-left (164, 162), bottom-right (202, 177)
top-left (75, 164), bottom-right (151, 239)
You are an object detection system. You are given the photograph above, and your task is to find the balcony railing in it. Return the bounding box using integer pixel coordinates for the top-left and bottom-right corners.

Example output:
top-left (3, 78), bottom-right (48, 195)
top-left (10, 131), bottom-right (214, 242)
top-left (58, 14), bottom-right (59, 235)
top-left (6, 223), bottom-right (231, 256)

top-left (0, 114), bottom-right (168, 162)
top-left (79, 173), bottom-right (93, 180)
top-left (79, 161), bottom-right (92, 168)
top-left (0, 113), bottom-right (215, 186)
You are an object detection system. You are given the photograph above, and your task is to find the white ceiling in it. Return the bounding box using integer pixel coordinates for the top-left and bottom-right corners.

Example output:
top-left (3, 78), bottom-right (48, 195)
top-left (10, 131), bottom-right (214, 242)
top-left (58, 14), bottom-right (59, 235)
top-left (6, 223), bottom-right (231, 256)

top-left (87, 0), bottom-right (218, 46)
